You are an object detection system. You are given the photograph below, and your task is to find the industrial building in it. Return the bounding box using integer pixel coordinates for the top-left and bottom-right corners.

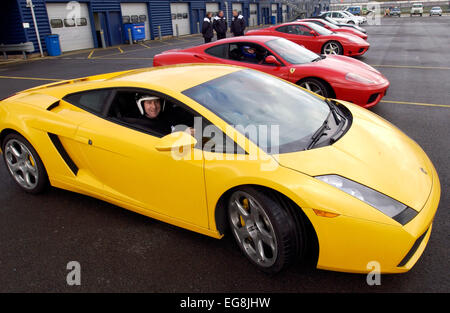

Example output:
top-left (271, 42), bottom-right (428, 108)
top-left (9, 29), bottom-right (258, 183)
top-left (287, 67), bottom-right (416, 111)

top-left (1, 0), bottom-right (330, 55)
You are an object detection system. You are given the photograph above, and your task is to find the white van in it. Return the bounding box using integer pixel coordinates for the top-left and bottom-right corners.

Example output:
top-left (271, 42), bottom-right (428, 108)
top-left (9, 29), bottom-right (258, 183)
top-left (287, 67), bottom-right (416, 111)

top-left (410, 3), bottom-right (423, 16)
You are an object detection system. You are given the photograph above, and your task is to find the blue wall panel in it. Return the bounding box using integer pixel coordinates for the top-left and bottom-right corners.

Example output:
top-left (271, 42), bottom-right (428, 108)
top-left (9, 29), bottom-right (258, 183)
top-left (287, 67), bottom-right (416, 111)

top-left (0, 0), bottom-right (27, 45)
top-left (16, 0), bottom-right (52, 52)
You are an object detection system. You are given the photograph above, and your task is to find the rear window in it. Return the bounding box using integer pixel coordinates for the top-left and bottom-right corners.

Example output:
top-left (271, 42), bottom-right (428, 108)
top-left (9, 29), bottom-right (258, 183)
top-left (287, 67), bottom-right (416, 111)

top-left (64, 89), bottom-right (111, 114)
top-left (205, 44), bottom-right (228, 58)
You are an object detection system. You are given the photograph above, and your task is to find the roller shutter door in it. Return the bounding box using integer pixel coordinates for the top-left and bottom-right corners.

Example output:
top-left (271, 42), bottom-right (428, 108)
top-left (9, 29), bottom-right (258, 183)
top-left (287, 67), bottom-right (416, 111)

top-left (170, 3), bottom-right (190, 36)
top-left (249, 4), bottom-right (258, 26)
top-left (271, 4), bottom-right (278, 23)
top-left (232, 3), bottom-right (243, 15)
top-left (46, 2), bottom-right (94, 52)
top-left (120, 3), bottom-right (150, 40)
top-left (206, 3), bottom-right (219, 17)
top-left (282, 4), bottom-right (287, 23)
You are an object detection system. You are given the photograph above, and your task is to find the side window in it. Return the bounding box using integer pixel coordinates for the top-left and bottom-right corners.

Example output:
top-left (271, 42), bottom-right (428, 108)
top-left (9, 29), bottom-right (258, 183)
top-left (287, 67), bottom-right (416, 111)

top-left (275, 25), bottom-right (288, 33)
top-left (64, 89), bottom-right (111, 114)
top-left (297, 25), bottom-right (313, 36)
top-left (332, 12), bottom-right (339, 18)
top-left (205, 44), bottom-right (228, 59)
top-left (228, 43), bottom-right (272, 65)
top-left (107, 89), bottom-right (199, 138)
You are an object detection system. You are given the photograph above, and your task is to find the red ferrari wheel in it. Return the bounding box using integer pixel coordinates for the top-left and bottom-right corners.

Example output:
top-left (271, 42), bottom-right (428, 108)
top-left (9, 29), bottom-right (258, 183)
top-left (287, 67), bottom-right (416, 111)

top-left (322, 41), bottom-right (343, 55)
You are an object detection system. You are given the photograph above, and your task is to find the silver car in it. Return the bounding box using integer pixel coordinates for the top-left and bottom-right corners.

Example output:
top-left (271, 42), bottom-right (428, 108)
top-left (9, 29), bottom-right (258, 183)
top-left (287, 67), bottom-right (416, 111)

top-left (429, 7), bottom-right (443, 16)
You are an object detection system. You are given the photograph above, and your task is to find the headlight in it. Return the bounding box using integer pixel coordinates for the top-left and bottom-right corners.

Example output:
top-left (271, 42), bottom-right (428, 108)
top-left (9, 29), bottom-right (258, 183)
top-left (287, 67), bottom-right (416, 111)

top-left (345, 72), bottom-right (375, 84)
top-left (316, 175), bottom-right (418, 225)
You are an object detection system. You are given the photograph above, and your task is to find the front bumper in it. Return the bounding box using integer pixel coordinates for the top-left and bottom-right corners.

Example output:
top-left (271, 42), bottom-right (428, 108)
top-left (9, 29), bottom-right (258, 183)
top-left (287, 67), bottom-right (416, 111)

top-left (306, 156), bottom-right (440, 274)
top-left (343, 43), bottom-right (370, 56)
top-left (332, 80), bottom-right (390, 108)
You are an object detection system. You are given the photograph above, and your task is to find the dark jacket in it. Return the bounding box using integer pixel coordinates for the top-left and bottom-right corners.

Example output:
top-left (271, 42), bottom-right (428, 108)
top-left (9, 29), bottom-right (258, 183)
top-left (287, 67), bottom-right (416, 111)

top-left (231, 14), bottom-right (246, 36)
top-left (201, 17), bottom-right (214, 39)
top-left (122, 114), bottom-right (172, 136)
top-left (213, 16), bottom-right (227, 35)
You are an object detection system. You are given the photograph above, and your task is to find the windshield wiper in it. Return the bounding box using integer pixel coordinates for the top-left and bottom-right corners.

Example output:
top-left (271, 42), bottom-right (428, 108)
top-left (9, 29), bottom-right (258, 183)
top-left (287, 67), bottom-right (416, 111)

top-left (306, 112), bottom-right (331, 150)
top-left (325, 98), bottom-right (342, 124)
top-left (312, 56), bottom-right (322, 62)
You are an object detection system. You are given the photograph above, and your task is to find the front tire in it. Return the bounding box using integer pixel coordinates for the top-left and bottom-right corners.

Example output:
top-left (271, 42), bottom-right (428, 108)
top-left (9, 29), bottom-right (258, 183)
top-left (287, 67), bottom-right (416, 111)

top-left (227, 187), bottom-right (300, 273)
top-left (2, 133), bottom-right (48, 194)
top-left (298, 78), bottom-right (331, 97)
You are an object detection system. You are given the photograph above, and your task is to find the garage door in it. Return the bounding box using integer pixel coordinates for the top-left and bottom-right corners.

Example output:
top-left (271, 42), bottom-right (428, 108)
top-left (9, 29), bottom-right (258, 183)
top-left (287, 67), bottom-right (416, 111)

top-left (120, 3), bottom-right (150, 40)
top-left (170, 3), bottom-right (190, 36)
top-left (249, 4), bottom-right (258, 26)
top-left (232, 3), bottom-right (243, 15)
top-left (271, 4), bottom-right (278, 23)
top-left (282, 4), bottom-right (287, 23)
top-left (206, 2), bottom-right (219, 17)
top-left (46, 2), bottom-right (94, 52)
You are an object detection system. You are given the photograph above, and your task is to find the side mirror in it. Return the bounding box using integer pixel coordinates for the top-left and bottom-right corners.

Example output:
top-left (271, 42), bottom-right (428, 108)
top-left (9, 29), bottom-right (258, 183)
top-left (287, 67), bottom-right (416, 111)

top-left (310, 30), bottom-right (318, 36)
top-left (155, 131), bottom-right (197, 152)
top-left (265, 55), bottom-right (281, 66)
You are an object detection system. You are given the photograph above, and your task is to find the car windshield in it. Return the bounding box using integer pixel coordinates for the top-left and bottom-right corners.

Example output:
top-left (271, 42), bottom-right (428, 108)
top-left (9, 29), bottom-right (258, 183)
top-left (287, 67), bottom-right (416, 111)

top-left (266, 38), bottom-right (319, 64)
top-left (182, 69), bottom-right (330, 153)
top-left (432, 7), bottom-right (440, 9)
top-left (318, 19), bottom-right (339, 29)
top-left (305, 22), bottom-right (333, 35)
top-left (413, 4), bottom-right (422, 7)
top-left (325, 16), bottom-right (339, 25)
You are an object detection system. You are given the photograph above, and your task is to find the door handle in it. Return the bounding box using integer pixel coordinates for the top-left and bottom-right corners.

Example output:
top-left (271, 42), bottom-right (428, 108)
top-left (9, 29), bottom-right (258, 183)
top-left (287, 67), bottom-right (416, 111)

top-left (74, 135), bottom-right (92, 145)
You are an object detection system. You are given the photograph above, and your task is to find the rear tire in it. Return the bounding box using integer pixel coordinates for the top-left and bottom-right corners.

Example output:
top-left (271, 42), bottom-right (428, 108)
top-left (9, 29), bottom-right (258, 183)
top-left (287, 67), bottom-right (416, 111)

top-left (322, 41), bottom-right (343, 55)
top-left (227, 187), bottom-right (302, 274)
top-left (2, 133), bottom-right (48, 194)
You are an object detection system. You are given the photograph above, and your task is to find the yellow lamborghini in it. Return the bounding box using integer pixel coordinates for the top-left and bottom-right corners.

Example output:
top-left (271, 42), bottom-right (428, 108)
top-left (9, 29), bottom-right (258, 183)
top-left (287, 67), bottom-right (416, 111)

top-left (0, 64), bottom-right (440, 274)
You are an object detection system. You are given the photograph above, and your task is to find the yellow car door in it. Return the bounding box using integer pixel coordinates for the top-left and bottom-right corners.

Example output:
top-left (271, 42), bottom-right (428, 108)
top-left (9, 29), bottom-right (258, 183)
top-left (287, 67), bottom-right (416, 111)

top-left (69, 92), bottom-right (209, 229)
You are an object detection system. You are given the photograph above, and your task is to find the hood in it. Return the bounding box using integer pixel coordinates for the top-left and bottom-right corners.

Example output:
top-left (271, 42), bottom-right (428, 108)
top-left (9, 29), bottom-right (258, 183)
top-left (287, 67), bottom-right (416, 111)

top-left (310, 55), bottom-right (386, 84)
top-left (331, 32), bottom-right (367, 45)
top-left (277, 104), bottom-right (433, 212)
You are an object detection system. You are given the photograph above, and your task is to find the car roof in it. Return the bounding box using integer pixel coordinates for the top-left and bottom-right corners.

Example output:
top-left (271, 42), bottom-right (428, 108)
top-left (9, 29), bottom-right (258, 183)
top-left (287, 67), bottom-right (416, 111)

top-left (203, 35), bottom-right (281, 45)
top-left (108, 64), bottom-right (243, 92)
top-left (277, 21), bottom-right (316, 27)
top-left (22, 64), bottom-right (245, 97)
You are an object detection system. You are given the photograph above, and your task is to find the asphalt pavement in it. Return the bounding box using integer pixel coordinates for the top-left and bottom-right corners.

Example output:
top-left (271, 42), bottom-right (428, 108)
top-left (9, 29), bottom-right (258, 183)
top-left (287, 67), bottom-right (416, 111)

top-left (0, 16), bottom-right (448, 292)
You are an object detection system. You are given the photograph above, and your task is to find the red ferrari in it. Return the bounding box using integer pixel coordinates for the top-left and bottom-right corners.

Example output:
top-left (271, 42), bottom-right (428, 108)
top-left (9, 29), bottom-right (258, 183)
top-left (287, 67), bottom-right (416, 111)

top-left (299, 18), bottom-right (368, 40)
top-left (246, 22), bottom-right (369, 57)
top-left (153, 36), bottom-right (389, 108)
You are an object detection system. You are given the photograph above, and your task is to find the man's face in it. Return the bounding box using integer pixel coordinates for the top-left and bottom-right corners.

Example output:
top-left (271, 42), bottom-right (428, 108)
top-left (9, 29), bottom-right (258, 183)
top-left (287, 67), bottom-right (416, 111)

top-left (233, 11), bottom-right (238, 17)
top-left (143, 99), bottom-right (161, 118)
top-left (218, 11), bottom-right (223, 18)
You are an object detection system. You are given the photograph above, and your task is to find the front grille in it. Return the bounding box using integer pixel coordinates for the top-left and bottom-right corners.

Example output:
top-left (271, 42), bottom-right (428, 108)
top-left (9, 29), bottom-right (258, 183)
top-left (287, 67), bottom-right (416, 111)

top-left (367, 93), bottom-right (379, 104)
top-left (397, 227), bottom-right (430, 267)
top-left (359, 48), bottom-right (365, 53)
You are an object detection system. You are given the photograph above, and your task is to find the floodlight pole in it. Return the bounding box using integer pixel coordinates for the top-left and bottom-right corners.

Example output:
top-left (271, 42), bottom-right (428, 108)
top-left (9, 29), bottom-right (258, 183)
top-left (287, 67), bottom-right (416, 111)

top-left (26, 0), bottom-right (44, 57)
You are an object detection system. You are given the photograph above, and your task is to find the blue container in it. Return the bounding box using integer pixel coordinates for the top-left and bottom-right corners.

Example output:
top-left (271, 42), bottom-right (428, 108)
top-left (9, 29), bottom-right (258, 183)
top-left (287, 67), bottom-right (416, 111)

top-left (271, 16), bottom-right (276, 24)
top-left (45, 34), bottom-right (61, 56)
top-left (124, 23), bottom-right (146, 42)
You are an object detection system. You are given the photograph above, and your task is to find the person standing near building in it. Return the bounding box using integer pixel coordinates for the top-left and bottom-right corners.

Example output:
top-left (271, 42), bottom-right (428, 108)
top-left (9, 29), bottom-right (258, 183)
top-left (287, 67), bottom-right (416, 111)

top-left (202, 12), bottom-right (214, 43)
top-left (213, 10), bottom-right (227, 40)
top-left (231, 10), bottom-right (246, 37)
